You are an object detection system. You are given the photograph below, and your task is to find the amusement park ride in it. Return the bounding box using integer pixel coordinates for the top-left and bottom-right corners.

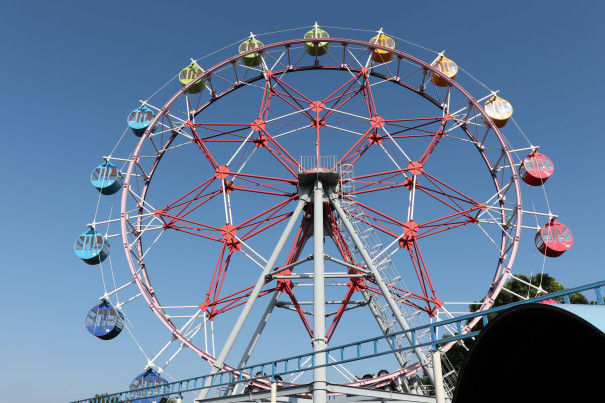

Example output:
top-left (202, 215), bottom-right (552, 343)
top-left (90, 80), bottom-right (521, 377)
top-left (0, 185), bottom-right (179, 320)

top-left (74, 24), bottom-right (579, 402)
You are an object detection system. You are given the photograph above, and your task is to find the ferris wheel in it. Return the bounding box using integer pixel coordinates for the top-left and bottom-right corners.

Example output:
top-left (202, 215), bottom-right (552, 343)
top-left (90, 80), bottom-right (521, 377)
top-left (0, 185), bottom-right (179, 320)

top-left (76, 24), bottom-right (573, 401)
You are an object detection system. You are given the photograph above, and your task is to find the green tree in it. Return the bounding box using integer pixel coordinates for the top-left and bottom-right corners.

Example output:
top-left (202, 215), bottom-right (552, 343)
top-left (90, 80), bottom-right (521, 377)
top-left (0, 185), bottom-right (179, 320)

top-left (91, 394), bottom-right (119, 403)
top-left (411, 274), bottom-right (591, 394)
top-left (476, 273), bottom-right (588, 308)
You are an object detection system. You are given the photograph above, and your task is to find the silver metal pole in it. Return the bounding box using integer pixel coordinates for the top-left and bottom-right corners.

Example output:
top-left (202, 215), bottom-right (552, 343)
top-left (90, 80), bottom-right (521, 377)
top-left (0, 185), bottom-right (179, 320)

top-left (224, 291), bottom-right (282, 396)
top-left (330, 194), bottom-right (436, 385)
top-left (270, 380), bottom-right (277, 403)
top-left (432, 350), bottom-right (446, 403)
top-left (313, 180), bottom-right (327, 403)
top-left (195, 194), bottom-right (310, 401)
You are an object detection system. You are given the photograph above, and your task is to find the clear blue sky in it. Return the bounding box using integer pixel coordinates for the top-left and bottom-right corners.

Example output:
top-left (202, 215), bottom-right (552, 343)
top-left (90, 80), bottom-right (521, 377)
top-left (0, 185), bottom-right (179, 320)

top-left (1, 1), bottom-right (604, 402)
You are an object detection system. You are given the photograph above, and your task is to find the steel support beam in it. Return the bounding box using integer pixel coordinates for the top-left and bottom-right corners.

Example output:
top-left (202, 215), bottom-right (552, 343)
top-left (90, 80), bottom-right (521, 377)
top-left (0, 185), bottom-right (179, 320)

top-left (196, 194), bottom-right (310, 401)
top-left (224, 291), bottom-right (282, 396)
top-left (313, 180), bottom-right (327, 403)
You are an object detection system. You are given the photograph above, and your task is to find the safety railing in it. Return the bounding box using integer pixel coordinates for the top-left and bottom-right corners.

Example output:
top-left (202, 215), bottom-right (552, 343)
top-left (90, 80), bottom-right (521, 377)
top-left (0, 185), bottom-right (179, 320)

top-left (298, 155), bottom-right (337, 173)
top-left (71, 279), bottom-right (605, 403)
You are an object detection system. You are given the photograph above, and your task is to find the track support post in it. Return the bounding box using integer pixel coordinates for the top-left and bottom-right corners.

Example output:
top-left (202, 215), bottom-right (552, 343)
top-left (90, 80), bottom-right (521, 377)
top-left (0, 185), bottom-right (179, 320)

top-left (432, 349), bottom-right (446, 403)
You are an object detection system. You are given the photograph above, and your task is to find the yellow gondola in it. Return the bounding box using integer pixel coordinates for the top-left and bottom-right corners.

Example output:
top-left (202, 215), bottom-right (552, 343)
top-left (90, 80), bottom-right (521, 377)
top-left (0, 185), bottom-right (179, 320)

top-left (483, 95), bottom-right (513, 128)
top-left (431, 55), bottom-right (458, 87)
top-left (370, 34), bottom-right (395, 63)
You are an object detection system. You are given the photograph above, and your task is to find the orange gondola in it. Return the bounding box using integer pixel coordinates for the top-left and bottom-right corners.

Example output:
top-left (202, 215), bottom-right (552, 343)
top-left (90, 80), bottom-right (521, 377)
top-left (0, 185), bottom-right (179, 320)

top-left (431, 55), bottom-right (458, 87)
top-left (370, 34), bottom-right (395, 63)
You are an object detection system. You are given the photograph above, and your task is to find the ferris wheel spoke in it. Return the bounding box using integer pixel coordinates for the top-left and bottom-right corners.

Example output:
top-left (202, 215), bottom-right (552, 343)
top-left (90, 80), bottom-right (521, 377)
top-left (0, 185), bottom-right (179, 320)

top-left (318, 70), bottom-right (366, 119)
top-left (360, 69), bottom-right (380, 117)
top-left (153, 171), bottom-right (297, 242)
top-left (188, 122), bottom-right (253, 140)
top-left (337, 125), bottom-right (376, 167)
top-left (266, 72), bottom-right (314, 116)
top-left (236, 196), bottom-right (298, 241)
top-left (383, 116), bottom-right (448, 139)
top-left (414, 209), bottom-right (482, 239)
top-left (417, 117), bottom-right (449, 165)
top-left (325, 282), bottom-right (359, 342)
top-left (416, 171), bottom-right (481, 212)
top-left (363, 283), bottom-right (432, 317)
top-left (227, 177), bottom-right (295, 197)
top-left (343, 168), bottom-right (414, 198)
top-left (188, 123), bottom-right (220, 169)
top-left (202, 283), bottom-right (277, 320)
top-left (340, 196), bottom-right (402, 238)
top-left (343, 192), bottom-right (484, 252)
top-left (156, 197), bottom-right (224, 232)
top-left (184, 122), bottom-right (299, 183)
top-left (153, 214), bottom-right (225, 242)
top-left (161, 176), bottom-right (221, 214)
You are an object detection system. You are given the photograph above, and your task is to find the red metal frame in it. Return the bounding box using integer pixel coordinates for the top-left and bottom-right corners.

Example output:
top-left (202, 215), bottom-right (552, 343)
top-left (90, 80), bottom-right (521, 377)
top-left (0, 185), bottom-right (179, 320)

top-left (148, 66), bottom-right (491, 337)
top-left (119, 37), bottom-right (523, 383)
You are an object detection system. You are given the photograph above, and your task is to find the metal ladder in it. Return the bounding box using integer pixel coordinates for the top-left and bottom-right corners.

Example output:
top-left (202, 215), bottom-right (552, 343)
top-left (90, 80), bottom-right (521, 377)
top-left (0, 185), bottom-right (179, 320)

top-left (338, 164), bottom-right (457, 397)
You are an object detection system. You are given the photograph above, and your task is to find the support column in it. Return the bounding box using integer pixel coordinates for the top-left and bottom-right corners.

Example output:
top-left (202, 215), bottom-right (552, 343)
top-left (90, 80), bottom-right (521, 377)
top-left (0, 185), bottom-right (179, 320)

top-left (312, 180), bottom-right (327, 403)
top-left (196, 194), bottom-right (309, 402)
top-left (330, 194), bottom-right (436, 386)
top-left (270, 379), bottom-right (277, 403)
top-left (224, 291), bottom-right (282, 396)
top-left (432, 350), bottom-right (446, 403)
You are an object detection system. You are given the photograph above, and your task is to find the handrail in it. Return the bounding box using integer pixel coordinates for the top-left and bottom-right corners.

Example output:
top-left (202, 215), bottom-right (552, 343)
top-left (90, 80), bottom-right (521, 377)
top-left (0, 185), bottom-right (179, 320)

top-left (71, 280), bottom-right (605, 402)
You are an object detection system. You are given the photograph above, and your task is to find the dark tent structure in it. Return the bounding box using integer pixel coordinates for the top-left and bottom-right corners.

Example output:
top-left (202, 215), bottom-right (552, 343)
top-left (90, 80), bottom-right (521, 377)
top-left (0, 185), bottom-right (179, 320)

top-left (453, 303), bottom-right (605, 402)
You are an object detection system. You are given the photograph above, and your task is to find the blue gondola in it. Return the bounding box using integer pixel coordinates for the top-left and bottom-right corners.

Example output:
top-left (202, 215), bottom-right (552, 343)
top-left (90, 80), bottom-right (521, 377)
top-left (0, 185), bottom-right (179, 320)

top-left (85, 300), bottom-right (124, 340)
top-left (90, 162), bottom-right (123, 195)
top-left (74, 229), bottom-right (110, 265)
top-left (127, 105), bottom-right (156, 137)
top-left (129, 369), bottom-right (169, 403)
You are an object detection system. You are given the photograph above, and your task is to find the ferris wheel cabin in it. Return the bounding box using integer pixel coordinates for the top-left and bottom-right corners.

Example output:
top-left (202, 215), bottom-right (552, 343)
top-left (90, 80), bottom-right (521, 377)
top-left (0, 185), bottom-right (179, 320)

top-left (239, 38), bottom-right (264, 67)
top-left (484, 95), bottom-right (513, 128)
top-left (535, 219), bottom-right (573, 257)
top-left (431, 55), bottom-right (458, 87)
top-left (129, 369), bottom-right (168, 403)
top-left (519, 151), bottom-right (554, 186)
top-left (370, 34), bottom-right (395, 63)
top-left (85, 300), bottom-right (124, 340)
top-left (74, 229), bottom-right (110, 265)
top-left (90, 162), bottom-right (123, 195)
top-left (127, 106), bottom-right (156, 137)
top-left (179, 64), bottom-right (206, 94)
top-left (304, 28), bottom-right (330, 56)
